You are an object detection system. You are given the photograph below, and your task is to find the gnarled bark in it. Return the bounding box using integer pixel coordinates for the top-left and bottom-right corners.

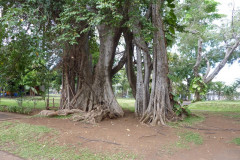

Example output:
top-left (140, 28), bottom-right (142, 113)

top-left (60, 25), bottom-right (124, 120)
top-left (90, 24), bottom-right (124, 117)
top-left (140, 1), bottom-right (175, 125)
top-left (135, 47), bottom-right (145, 115)
top-left (131, 11), bottom-right (152, 116)
top-left (124, 31), bottom-right (137, 98)
top-left (60, 32), bottom-right (92, 110)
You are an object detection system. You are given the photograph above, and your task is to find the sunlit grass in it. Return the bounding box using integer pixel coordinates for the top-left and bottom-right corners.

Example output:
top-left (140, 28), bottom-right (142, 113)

top-left (189, 101), bottom-right (240, 112)
top-left (0, 96), bottom-right (60, 109)
top-left (117, 98), bottom-right (135, 112)
top-left (168, 114), bottom-right (205, 128)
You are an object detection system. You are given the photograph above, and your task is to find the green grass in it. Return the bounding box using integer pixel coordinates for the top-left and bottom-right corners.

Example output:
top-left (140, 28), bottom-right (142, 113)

top-left (0, 97), bottom-right (135, 113)
top-left (179, 131), bottom-right (203, 145)
top-left (161, 131), bottom-right (203, 154)
top-left (0, 96), bottom-right (60, 114)
top-left (0, 96), bottom-right (60, 109)
top-left (189, 101), bottom-right (240, 112)
top-left (117, 98), bottom-right (135, 112)
top-left (174, 131), bottom-right (203, 149)
top-left (0, 121), bottom-right (136, 160)
top-left (223, 112), bottom-right (240, 119)
top-left (168, 114), bottom-right (205, 127)
top-left (232, 138), bottom-right (240, 146)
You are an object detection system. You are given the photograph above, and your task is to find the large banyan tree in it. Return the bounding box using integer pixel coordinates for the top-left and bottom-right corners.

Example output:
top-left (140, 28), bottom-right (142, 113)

top-left (58, 0), bottom-right (178, 124)
top-left (0, 0), bottom-right (179, 124)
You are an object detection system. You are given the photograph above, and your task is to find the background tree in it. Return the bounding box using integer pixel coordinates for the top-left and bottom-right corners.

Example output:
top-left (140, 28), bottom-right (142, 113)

top-left (223, 81), bottom-right (240, 100)
top-left (173, 0), bottom-right (240, 101)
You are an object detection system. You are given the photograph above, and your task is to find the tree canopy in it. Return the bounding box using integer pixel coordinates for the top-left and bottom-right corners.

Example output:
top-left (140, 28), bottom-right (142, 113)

top-left (0, 0), bottom-right (240, 124)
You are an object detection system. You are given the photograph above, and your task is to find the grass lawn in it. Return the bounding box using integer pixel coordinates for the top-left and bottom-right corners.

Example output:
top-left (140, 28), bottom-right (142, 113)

top-left (1, 96), bottom-right (240, 115)
top-left (0, 96), bottom-right (60, 109)
top-left (0, 96), bottom-right (135, 113)
top-left (117, 98), bottom-right (135, 112)
top-left (188, 101), bottom-right (240, 112)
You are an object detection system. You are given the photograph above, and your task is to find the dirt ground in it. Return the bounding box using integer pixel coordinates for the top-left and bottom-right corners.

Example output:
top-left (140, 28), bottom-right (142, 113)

top-left (15, 110), bottom-right (239, 160)
top-left (0, 151), bottom-right (23, 160)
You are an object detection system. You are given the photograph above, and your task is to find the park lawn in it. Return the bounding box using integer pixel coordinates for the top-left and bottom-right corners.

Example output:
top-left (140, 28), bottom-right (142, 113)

top-left (0, 96), bottom-right (60, 109)
top-left (0, 96), bottom-right (135, 112)
top-left (2, 97), bottom-right (240, 114)
top-left (1, 97), bottom-right (240, 114)
top-left (188, 101), bottom-right (240, 112)
top-left (117, 98), bottom-right (135, 112)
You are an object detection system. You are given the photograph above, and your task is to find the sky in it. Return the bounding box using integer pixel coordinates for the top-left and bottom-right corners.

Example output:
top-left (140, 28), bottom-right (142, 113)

top-left (211, 0), bottom-right (240, 85)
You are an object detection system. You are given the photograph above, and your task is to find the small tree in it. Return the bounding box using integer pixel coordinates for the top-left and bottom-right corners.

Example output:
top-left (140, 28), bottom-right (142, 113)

top-left (223, 81), bottom-right (240, 100)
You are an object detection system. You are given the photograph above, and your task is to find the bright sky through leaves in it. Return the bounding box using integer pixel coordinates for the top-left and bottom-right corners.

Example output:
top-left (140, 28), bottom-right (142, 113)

top-left (213, 0), bottom-right (240, 85)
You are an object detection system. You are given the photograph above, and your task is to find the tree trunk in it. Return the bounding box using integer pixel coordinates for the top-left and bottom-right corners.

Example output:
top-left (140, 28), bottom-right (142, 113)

top-left (60, 32), bottom-right (92, 110)
top-left (140, 1), bottom-right (175, 125)
top-left (124, 31), bottom-right (137, 98)
top-left (131, 16), bottom-right (151, 116)
top-left (204, 40), bottom-right (240, 83)
top-left (135, 47), bottom-right (144, 115)
top-left (90, 24), bottom-right (124, 117)
top-left (194, 91), bottom-right (201, 102)
top-left (60, 25), bottom-right (124, 119)
top-left (193, 38), bottom-right (203, 77)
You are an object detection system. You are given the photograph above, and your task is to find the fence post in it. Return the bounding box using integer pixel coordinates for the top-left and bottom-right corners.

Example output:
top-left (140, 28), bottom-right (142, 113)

top-left (46, 98), bottom-right (49, 110)
top-left (53, 98), bottom-right (55, 108)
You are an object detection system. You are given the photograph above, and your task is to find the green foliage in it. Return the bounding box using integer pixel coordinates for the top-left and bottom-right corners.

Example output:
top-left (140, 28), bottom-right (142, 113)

top-left (113, 69), bottom-right (132, 98)
top-left (168, 53), bottom-right (193, 99)
top-left (190, 77), bottom-right (208, 95)
top-left (0, 1), bottom-right (62, 96)
top-left (223, 81), bottom-right (240, 100)
top-left (208, 81), bottom-right (225, 93)
top-left (163, 0), bottom-right (185, 46)
top-left (172, 94), bottom-right (191, 116)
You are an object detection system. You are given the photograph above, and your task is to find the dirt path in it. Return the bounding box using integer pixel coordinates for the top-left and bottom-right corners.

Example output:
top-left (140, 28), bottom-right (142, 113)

top-left (16, 111), bottom-right (239, 160)
top-left (0, 112), bottom-right (26, 121)
top-left (0, 151), bottom-right (24, 160)
top-left (170, 113), bottom-right (240, 160)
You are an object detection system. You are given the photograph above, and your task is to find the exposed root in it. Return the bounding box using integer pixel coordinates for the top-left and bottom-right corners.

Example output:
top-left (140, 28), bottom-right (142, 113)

top-left (79, 136), bottom-right (121, 145)
top-left (140, 110), bottom-right (181, 126)
top-left (71, 105), bottom-right (118, 124)
top-left (38, 109), bottom-right (83, 117)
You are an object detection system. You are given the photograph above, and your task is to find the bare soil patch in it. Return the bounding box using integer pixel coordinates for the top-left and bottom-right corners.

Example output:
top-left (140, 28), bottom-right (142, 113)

top-left (0, 151), bottom-right (24, 160)
top-left (19, 111), bottom-right (240, 160)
